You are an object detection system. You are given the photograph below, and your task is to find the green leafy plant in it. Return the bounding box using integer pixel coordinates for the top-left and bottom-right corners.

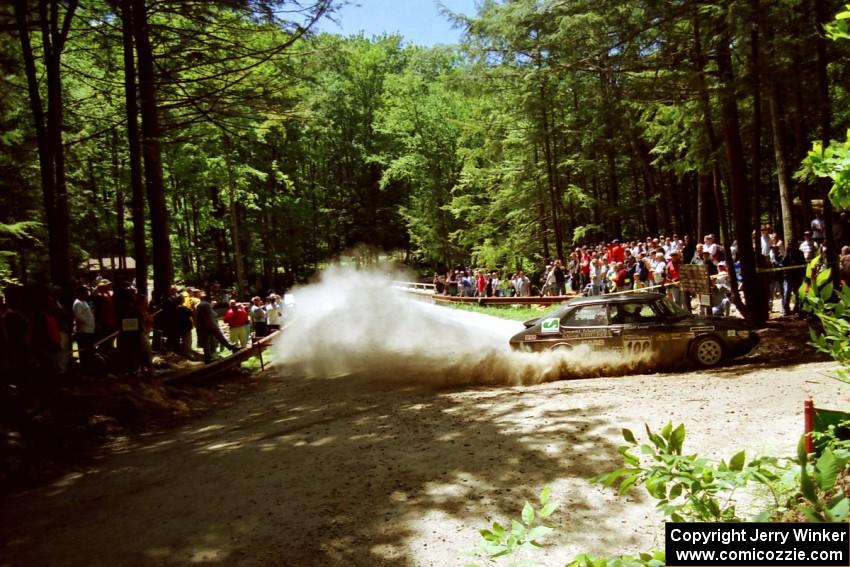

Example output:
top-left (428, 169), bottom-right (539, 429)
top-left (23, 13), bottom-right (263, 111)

top-left (826, 5), bottom-right (850, 42)
top-left (594, 422), bottom-right (782, 522)
top-left (465, 486), bottom-right (558, 567)
top-left (800, 265), bottom-right (850, 381)
top-left (795, 436), bottom-right (850, 521)
top-left (568, 551), bottom-right (666, 567)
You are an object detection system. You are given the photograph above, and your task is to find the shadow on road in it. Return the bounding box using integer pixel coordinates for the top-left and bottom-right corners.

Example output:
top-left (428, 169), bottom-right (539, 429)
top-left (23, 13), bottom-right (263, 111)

top-left (1, 361), bottom-right (649, 566)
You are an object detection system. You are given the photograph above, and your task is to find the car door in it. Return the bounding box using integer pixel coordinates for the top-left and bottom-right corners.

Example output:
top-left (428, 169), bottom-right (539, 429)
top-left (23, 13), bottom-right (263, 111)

top-left (615, 302), bottom-right (658, 358)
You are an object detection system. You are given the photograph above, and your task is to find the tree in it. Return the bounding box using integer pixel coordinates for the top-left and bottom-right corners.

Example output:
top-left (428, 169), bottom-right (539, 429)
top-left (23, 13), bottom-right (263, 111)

top-left (13, 0), bottom-right (78, 287)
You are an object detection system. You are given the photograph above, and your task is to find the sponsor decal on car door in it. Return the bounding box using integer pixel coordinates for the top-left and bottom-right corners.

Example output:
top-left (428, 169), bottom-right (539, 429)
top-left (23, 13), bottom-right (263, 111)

top-left (540, 317), bottom-right (561, 334)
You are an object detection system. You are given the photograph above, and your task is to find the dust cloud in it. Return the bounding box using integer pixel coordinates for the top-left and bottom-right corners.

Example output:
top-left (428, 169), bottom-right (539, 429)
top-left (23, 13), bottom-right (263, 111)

top-left (275, 267), bottom-right (651, 388)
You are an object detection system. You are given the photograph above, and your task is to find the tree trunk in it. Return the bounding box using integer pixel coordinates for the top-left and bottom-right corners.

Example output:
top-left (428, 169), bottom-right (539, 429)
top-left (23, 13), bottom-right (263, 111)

top-left (539, 87), bottom-right (563, 260)
top-left (120, 1), bottom-right (148, 298)
top-left (765, 25), bottom-right (795, 244)
top-left (14, 0), bottom-right (76, 288)
top-left (132, 0), bottom-right (172, 302)
top-left (814, 0), bottom-right (836, 260)
top-left (716, 28), bottom-right (767, 325)
top-left (225, 140), bottom-right (246, 301)
top-left (112, 128), bottom-right (127, 271)
top-left (600, 70), bottom-right (621, 238)
top-left (750, 0), bottom-right (763, 230)
top-left (692, 12), bottom-right (726, 248)
top-left (534, 144), bottom-right (551, 259)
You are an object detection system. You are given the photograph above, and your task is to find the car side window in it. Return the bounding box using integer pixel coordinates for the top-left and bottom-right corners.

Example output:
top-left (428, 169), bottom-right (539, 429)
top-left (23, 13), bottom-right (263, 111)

top-left (562, 304), bottom-right (608, 326)
top-left (609, 303), bottom-right (657, 325)
top-left (638, 304), bottom-right (657, 322)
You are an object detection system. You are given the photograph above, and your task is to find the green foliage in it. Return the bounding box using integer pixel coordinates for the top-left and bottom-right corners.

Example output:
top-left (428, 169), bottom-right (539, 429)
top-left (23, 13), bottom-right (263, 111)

top-left (465, 486), bottom-right (557, 567)
top-left (800, 266), bottom-right (850, 381)
top-left (594, 423), bottom-right (782, 522)
top-left (799, 137), bottom-right (850, 210)
top-left (795, 436), bottom-right (850, 522)
top-left (568, 551), bottom-right (665, 567)
top-left (826, 4), bottom-right (850, 40)
top-left (798, 5), bottom-right (850, 211)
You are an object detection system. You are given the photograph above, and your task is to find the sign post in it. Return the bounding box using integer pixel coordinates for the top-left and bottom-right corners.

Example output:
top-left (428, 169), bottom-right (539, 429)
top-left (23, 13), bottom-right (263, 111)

top-left (678, 264), bottom-right (713, 316)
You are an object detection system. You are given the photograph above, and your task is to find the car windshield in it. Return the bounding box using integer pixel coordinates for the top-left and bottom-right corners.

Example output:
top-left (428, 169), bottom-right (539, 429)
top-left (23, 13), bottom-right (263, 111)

top-left (657, 297), bottom-right (688, 318)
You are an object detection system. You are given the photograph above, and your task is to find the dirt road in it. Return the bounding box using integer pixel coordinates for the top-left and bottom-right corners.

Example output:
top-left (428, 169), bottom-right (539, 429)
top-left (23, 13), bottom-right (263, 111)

top-left (3, 284), bottom-right (849, 566)
top-left (2, 355), bottom-right (846, 566)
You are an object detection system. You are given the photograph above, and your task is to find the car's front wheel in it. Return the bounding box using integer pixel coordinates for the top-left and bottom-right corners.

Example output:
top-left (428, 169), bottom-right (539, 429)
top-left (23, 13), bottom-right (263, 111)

top-left (548, 342), bottom-right (573, 352)
top-left (690, 335), bottom-right (724, 367)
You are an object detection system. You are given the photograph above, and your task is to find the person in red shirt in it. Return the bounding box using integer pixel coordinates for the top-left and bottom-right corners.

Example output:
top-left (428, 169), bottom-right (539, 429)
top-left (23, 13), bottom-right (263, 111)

top-left (475, 270), bottom-right (488, 297)
top-left (223, 300), bottom-right (249, 347)
top-left (579, 249), bottom-right (591, 290)
top-left (614, 261), bottom-right (634, 291)
top-left (666, 251), bottom-right (685, 308)
top-left (607, 239), bottom-right (625, 265)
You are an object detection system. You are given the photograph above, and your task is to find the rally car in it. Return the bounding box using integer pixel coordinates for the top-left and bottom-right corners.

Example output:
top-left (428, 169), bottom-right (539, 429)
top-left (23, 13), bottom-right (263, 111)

top-left (509, 292), bottom-right (759, 368)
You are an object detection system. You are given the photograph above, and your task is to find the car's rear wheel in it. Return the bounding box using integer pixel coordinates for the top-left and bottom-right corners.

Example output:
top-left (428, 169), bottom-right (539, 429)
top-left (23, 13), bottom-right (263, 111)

top-left (549, 343), bottom-right (573, 352)
top-left (691, 335), bottom-right (724, 367)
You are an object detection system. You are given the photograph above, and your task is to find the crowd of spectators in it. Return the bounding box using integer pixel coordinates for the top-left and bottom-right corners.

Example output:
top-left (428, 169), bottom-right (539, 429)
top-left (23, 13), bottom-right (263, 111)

top-left (0, 278), bottom-right (288, 382)
top-left (433, 213), bottom-right (850, 318)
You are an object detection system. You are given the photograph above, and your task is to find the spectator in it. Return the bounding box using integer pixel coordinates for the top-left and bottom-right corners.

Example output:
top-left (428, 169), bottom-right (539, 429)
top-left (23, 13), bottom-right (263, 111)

top-left (553, 260), bottom-right (566, 296)
top-left (782, 241), bottom-right (806, 316)
top-left (651, 252), bottom-right (666, 287)
top-left (250, 296), bottom-right (268, 337)
top-left (446, 270), bottom-right (458, 297)
top-left (703, 234), bottom-right (719, 258)
top-left (73, 285), bottom-right (96, 375)
top-left (589, 259), bottom-right (603, 295)
top-left (681, 235), bottom-right (695, 265)
top-left (799, 230), bottom-right (819, 262)
top-left (541, 264), bottom-right (555, 296)
top-left (634, 253), bottom-right (651, 289)
top-left (840, 246), bottom-right (850, 286)
top-left (759, 225), bottom-right (772, 257)
top-left (174, 292), bottom-right (195, 356)
top-left (579, 249), bottom-right (592, 289)
top-left (92, 279), bottom-right (117, 350)
top-left (489, 271), bottom-right (501, 297)
top-left (433, 272), bottom-right (445, 294)
top-left (667, 251), bottom-right (684, 307)
top-left (223, 300), bottom-right (249, 347)
top-left (811, 212), bottom-right (825, 243)
top-left (614, 261), bottom-right (633, 291)
top-left (475, 270), bottom-right (488, 297)
top-left (513, 270), bottom-right (531, 297)
top-left (266, 295), bottom-right (284, 332)
top-left (195, 292), bottom-right (239, 364)
top-left (608, 239), bottom-right (625, 264)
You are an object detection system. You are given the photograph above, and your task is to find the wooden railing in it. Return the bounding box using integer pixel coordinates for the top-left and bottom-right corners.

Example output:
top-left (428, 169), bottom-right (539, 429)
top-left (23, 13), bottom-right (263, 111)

top-left (393, 281), bottom-right (576, 306)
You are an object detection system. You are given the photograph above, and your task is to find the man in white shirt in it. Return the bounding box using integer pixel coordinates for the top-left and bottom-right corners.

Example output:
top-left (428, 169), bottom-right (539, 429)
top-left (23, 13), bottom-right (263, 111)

top-left (703, 234), bottom-right (719, 258)
top-left (799, 230), bottom-right (819, 262)
top-left (73, 286), bottom-right (96, 374)
top-left (266, 294), bottom-right (284, 331)
top-left (759, 226), bottom-right (772, 257)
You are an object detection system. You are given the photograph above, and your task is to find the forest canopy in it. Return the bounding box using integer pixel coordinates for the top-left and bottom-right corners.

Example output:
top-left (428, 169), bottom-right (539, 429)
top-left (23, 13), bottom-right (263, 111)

top-left (2, 0), bottom-right (850, 324)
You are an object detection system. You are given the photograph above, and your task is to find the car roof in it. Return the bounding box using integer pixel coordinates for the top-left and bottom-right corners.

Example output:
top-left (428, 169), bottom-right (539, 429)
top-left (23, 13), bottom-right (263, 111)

top-left (565, 292), bottom-right (665, 307)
